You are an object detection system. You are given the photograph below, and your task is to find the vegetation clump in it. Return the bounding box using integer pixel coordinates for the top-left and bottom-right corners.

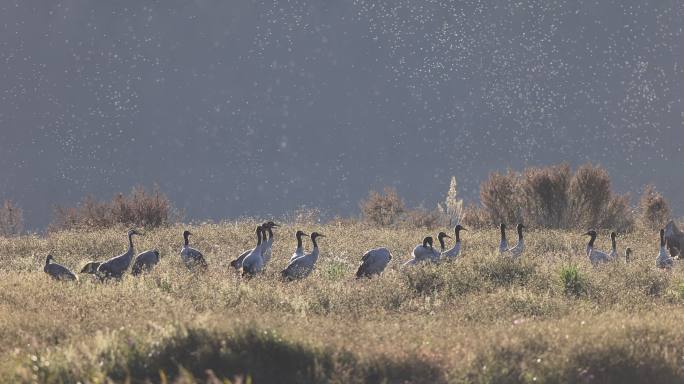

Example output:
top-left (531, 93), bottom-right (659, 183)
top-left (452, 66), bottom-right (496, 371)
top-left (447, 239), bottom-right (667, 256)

top-left (359, 186), bottom-right (406, 227)
top-left (639, 184), bottom-right (671, 230)
top-left (0, 199), bottom-right (23, 237)
top-left (50, 185), bottom-right (176, 231)
top-left (560, 265), bottom-right (586, 297)
top-left (465, 162), bottom-right (638, 231)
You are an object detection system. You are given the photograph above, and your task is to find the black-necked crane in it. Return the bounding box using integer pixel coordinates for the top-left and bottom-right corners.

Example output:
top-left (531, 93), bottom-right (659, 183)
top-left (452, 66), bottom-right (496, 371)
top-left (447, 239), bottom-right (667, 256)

top-left (180, 230), bottom-right (208, 270)
top-left (44, 255), bottom-right (77, 281)
top-left (97, 229), bottom-right (143, 278)
top-left (281, 232), bottom-right (325, 280)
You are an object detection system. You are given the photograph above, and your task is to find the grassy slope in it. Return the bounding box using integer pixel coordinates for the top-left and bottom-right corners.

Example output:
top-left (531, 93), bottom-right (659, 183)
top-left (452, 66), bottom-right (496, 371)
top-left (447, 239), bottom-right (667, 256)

top-left (1, 222), bottom-right (684, 383)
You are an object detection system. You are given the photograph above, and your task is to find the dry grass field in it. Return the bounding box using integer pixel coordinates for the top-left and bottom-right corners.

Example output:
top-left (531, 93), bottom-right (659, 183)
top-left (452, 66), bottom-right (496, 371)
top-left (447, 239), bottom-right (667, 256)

top-left (2, 221), bottom-right (684, 383)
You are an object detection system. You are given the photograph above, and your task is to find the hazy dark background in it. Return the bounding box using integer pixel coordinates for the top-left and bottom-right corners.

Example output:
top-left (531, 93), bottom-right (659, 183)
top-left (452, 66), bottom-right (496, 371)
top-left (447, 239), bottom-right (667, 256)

top-left (1, 0), bottom-right (682, 230)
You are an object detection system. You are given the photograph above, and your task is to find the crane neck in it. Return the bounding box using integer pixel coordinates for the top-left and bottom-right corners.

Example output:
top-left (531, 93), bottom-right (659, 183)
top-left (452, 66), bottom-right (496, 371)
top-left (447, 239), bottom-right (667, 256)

top-left (588, 233), bottom-right (596, 248)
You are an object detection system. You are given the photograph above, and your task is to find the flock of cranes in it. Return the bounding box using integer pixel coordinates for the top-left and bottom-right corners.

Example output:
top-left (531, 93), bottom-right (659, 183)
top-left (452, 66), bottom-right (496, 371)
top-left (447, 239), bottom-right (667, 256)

top-left (43, 221), bottom-right (679, 282)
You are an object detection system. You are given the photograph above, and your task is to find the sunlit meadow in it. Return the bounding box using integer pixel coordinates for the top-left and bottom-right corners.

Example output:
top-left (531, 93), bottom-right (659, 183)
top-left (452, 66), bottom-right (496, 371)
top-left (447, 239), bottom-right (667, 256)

top-left (2, 221), bottom-right (684, 383)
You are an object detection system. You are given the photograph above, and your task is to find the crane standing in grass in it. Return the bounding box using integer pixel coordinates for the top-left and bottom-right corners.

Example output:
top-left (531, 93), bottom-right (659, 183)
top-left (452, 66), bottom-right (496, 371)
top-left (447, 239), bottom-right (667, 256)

top-left (498, 223), bottom-right (508, 254)
top-left (97, 229), bottom-right (143, 279)
top-left (289, 230), bottom-right (308, 262)
top-left (180, 230), bottom-right (208, 270)
top-left (402, 236), bottom-right (439, 267)
top-left (657, 228), bottom-right (674, 269)
top-left (436, 232), bottom-right (451, 254)
top-left (80, 261), bottom-right (101, 275)
top-left (356, 247), bottom-right (392, 278)
top-left (242, 226), bottom-right (267, 277)
top-left (260, 221), bottom-right (279, 267)
top-left (131, 250), bottom-right (161, 275)
top-left (584, 230), bottom-right (612, 266)
top-left (281, 232), bottom-right (325, 280)
top-left (44, 255), bottom-right (78, 281)
top-left (231, 222), bottom-right (273, 270)
top-left (503, 224), bottom-right (525, 259)
top-left (442, 225), bottom-right (466, 261)
top-left (609, 232), bottom-right (619, 260)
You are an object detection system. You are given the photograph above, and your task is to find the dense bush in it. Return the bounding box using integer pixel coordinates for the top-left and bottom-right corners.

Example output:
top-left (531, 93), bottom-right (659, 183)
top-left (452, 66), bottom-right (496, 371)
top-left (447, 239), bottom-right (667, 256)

top-left (361, 164), bottom-right (642, 231)
top-left (601, 193), bottom-right (635, 233)
top-left (567, 163), bottom-right (614, 229)
top-left (0, 199), bottom-right (23, 237)
top-left (461, 204), bottom-right (492, 229)
top-left (359, 187), bottom-right (406, 227)
top-left (639, 184), bottom-right (671, 230)
top-left (560, 265), bottom-right (586, 297)
top-left (472, 163), bottom-right (636, 231)
top-left (357, 165), bottom-right (656, 232)
top-left (50, 185), bottom-right (176, 231)
top-left (479, 170), bottom-right (524, 226)
top-left (523, 164), bottom-right (571, 228)
top-left (403, 207), bottom-right (442, 229)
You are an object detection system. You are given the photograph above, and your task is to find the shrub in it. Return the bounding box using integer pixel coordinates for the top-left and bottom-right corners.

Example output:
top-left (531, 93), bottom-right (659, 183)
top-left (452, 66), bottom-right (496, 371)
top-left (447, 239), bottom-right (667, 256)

top-left (631, 267), bottom-right (670, 297)
top-left (479, 170), bottom-right (524, 226)
top-left (360, 187), bottom-right (406, 227)
top-left (404, 268), bottom-right (445, 295)
top-left (522, 164), bottom-right (571, 228)
top-left (639, 184), bottom-right (671, 230)
top-left (464, 163), bottom-right (635, 231)
top-left (50, 185), bottom-right (175, 231)
top-left (0, 199), bottom-right (23, 236)
top-left (461, 204), bottom-right (492, 229)
top-left (567, 163), bottom-right (613, 229)
top-left (404, 207), bottom-right (442, 229)
top-left (560, 265), bottom-right (586, 297)
top-left (475, 257), bottom-right (536, 287)
top-left (564, 164), bottom-right (634, 231)
top-left (601, 193), bottom-right (635, 233)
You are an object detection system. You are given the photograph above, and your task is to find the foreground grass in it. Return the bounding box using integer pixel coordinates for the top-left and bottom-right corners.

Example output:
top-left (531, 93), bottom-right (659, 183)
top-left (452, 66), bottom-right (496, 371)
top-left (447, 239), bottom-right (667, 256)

top-left (1, 222), bottom-right (684, 383)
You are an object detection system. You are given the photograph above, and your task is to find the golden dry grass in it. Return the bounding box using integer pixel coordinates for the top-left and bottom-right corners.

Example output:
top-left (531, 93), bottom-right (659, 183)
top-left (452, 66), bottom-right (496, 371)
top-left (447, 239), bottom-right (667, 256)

top-left (1, 221), bottom-right (683, 383)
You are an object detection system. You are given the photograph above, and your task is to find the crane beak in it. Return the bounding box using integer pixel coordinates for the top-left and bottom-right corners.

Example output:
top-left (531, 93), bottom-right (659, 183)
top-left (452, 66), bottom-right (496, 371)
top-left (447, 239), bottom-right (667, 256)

top-left (444, 234), bottom-right (452, 239)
